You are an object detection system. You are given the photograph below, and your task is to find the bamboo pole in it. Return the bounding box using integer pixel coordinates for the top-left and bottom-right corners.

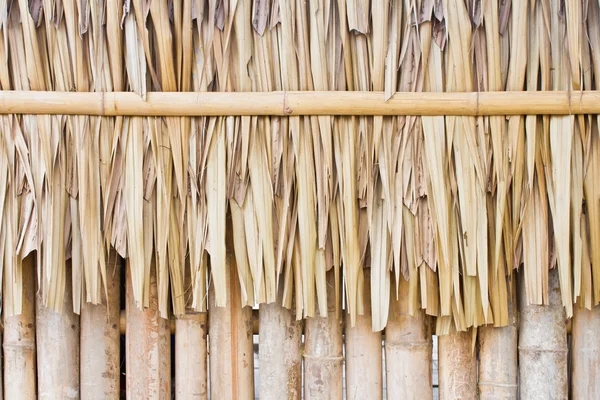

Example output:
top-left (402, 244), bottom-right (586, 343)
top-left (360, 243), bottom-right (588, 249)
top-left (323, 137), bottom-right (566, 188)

top-left (1, 91), bottom-right (600, 116)
top-left (478, 311), bottom-right (518, 398)
top-left (385, 277), bottom-right (432, 399)
top-left (304, 270), bottom-right (343, 400)
top-left (345, 269), bottom-right (382, 400)
top-left (208, 251), bottom-right (254, 400)
top-left (258, 281), bottom-right (302, 399)
top-left (175, 260), bottom-right (208, 399)
top-left (80, 251), bottom-right (121, 399)
top-left (570, 304), bottom-right (600, 397)
top-left (519, 267), bottom-right (568, 399)
top-left (36, 262), bottom-right (80, 399)
top-left (3, 254), bottom-right (36, 400)
top-left (438, 327), bottom-right (477, 399)
top-left (175, 312), bottom-right (208, 399)
top-left (126, 259), bottom-right (171, 399)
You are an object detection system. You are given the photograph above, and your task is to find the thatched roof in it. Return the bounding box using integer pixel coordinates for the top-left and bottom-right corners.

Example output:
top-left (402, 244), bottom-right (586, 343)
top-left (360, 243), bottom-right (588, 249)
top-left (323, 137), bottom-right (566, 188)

top-left (0, 0), bottom-right (595, 333)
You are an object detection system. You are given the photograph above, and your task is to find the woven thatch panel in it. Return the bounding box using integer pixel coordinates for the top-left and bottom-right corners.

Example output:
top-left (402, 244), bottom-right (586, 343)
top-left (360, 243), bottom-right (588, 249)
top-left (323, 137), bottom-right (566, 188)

top-left (0, 0), bottom-right (595, 332)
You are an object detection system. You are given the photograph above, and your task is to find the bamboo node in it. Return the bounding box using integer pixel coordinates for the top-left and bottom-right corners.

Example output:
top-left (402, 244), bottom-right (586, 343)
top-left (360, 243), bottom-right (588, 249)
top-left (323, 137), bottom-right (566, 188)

top-left (302, 354), bottom-right (344, 361)
top-left (517, 346), bottom-right (568, 354)
top-left (282, 91), bottom-right (293, 115)
top-left (385, 341), bottom-right (431, 349)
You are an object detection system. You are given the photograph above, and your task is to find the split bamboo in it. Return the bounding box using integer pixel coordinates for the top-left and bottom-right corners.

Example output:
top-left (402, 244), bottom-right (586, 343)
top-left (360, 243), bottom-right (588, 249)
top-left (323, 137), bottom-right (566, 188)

top-left (125, 260), bottom-right (171, 399)
top-left (208, 251), bottom-right (254, 400)
top-left (385, 277), bottom-right (432, 399)
top-left (1, 91), bottom-right (600, 116)
top-left (80, 251), bottom-right (121, 399)
top-left (571, 304), bottom-right (600, 397)
top-left (438, 326), bottom-right (477, 399)
top-left (304, 270), bottom-right (343, 400)
top-left (175, 311), bottom-right (208, 399)
top-left (478, 312), bottom-right (518, 398)
top-left (258, 282), bottom-right (302, 399)
top-left (519, 267), bottom-right (568, 399)
top-left (345, 269), bottom-right (382, 400)
top-left (36, 262), bottom-right (80, 400)
top-left (3, 254), bottom-right (36, 399)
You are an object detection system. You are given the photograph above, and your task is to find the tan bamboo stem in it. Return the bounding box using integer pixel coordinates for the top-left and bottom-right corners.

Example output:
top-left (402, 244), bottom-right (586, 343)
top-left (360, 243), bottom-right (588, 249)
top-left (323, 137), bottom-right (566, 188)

top-left (258, 280), bottom-right (303, 400)
top-left (519, 267), bottom-right (568, 399)
top-left (175, 312), bottom-right (208, 399)
top-left (385, 277), bottom-right (432, 399)
top-left (3, 254), bottom-right (36, 399)
top-left (438, 326), bottom-right (476, 399)
top-left (36, 262), bottom-right (80, 399)
top-left (345, 269), bottom-right (382, 400)
top-left (80, 251), bottom-right (121, 399)
top-left (478, 315), bottom-right (518, 399)
top-left (175, 259), bottom-right (207, 400)
top-left (571, 307), bottom-right (600, 399)
top-left (572, 304), bottom-right (600, 397)
top-left (0, 91), bottom-right (599, 116)
top-left (126, 259), bottom-right (171, 399)
top-left (208, 251), bottom-right (254, 400)
top-left (304, 270), bottom-right (343, 400)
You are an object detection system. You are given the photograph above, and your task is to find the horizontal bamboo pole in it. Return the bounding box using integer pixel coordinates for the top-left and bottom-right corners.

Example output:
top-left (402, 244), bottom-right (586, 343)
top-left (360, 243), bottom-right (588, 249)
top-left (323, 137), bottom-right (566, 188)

top-left (0, 90), bottom-right (600, 116)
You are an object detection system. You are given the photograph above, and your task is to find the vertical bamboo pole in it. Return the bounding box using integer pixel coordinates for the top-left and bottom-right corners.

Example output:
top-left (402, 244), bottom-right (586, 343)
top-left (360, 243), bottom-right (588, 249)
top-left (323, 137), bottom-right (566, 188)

top-left (345, 269), bottom-right (382, 400)
top-left (258, 281), bottom-right (302, 399)
top-left (126, 259), bottom-right (171, 399)
top-left (438, 327), bottom-right (476, 399)
top-left (175, 259), bottom-right (207, 400)
top-left (478, 307), bottom-right (518, 398)
top-left (304, 270), bottom-right (343, 400)
top-left (36, 262), bottom-right (80, 399)
top-left (3, 254), bottom-right (36, 399)
top-left (572, 304), bottom-right (600, 397)
top-left (385, 277), bottom-right (432, 399)
top-left (208, 250), bottom-right (254, 400)
top-left (80, 251), bottom-right (121, 399)
top-left (175, 312), bottom-right (208, 399)
top-left (519, 266), bottom-right (568, 399)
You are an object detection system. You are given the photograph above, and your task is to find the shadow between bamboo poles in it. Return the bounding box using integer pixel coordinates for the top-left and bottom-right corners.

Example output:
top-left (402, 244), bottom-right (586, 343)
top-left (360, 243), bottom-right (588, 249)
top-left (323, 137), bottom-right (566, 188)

top-left (175, 259), bottom-right (208, 400)
top-left (345, 269), bottom-right (382, 400)
top-left (304, 270), bottom-right (343, 400)
top-left (477, 309), bottom-right (518, 399)
top-left (3, 254), bottom-right (36, 399)
top-left (258, 278), bottom-right (302, 400)
top-left (385, 276), bottom-right (432, 399)
top-left (438, 326), bottom-right (476, 399)
top-left (518, 267), bottom-right (568, 399)
top-left (36, 261), bottom-right (80, 399)
top-left (572, 304), bottom-right (600, 397)
top-left (80, 250), bottom-right (121, 399)
top-left (208, 250), bottom-right (254, 400)
top-left (126, 258), bottom-right (171, 399)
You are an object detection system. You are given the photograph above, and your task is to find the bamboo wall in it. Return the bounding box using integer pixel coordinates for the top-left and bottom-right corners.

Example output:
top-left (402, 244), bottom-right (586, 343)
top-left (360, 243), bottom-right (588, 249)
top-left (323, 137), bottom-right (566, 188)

top-left (2, 0), bottom-right (600, 397)
top-left (1, 252), bottom-right (598, 399)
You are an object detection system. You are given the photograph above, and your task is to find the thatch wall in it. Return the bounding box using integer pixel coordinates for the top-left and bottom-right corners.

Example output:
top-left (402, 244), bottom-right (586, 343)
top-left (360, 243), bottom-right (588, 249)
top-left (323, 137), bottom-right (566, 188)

top-left (0, 0), bottom-right (596, 336)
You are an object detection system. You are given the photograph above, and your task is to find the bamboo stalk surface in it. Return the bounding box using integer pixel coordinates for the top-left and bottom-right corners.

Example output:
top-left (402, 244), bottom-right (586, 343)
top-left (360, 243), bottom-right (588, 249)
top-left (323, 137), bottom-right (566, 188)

top-left (0, 91), bottom-right (599, 116)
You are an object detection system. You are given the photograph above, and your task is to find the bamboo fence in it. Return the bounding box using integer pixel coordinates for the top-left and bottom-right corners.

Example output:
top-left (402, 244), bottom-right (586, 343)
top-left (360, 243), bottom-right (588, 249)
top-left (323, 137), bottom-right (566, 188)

top-left (0, 0), bottom-right (599, 397)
